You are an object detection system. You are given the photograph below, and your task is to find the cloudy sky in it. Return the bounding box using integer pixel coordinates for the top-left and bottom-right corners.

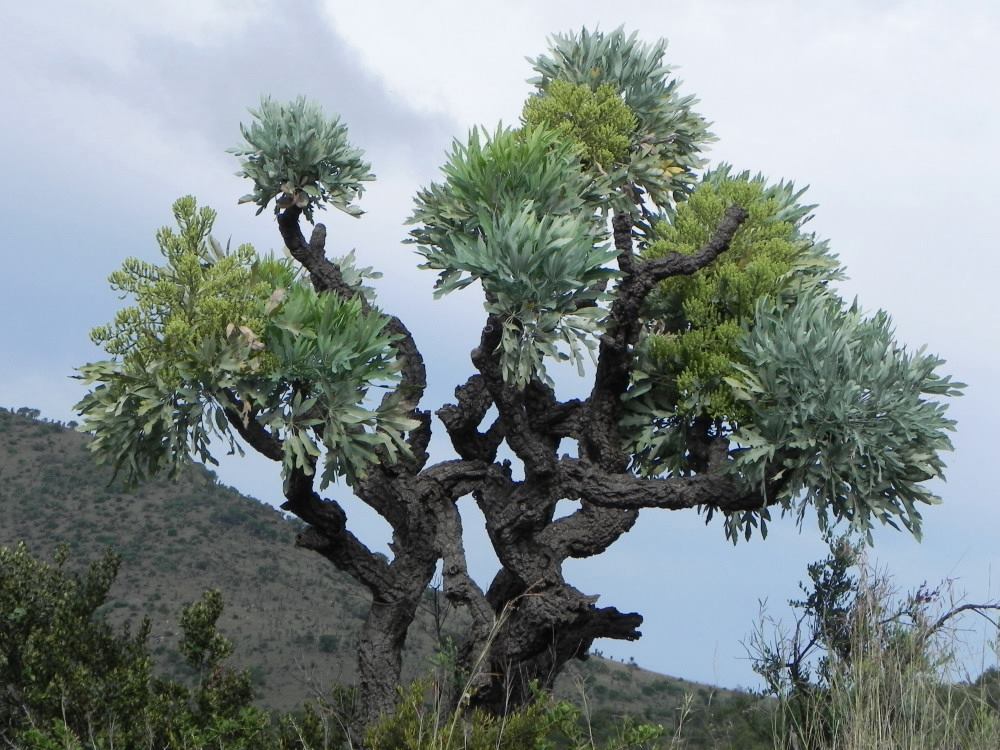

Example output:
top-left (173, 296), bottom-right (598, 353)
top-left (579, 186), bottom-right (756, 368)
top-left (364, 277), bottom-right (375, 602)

top-left (2, 0), bottom-right (998, 690)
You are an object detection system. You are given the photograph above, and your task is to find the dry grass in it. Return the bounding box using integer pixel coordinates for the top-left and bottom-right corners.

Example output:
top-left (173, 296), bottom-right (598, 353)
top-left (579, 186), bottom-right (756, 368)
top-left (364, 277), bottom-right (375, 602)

top-left (762, 561), bottom-right (1000, 750)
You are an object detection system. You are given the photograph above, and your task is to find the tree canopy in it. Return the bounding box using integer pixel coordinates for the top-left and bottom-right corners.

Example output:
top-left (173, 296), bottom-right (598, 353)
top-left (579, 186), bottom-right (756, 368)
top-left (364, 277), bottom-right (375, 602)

top-left (77, 26), bottom-right (961, 727)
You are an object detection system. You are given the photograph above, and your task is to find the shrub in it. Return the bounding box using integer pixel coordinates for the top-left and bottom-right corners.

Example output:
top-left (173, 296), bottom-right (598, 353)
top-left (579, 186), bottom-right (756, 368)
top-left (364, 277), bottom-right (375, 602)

top-left (749, 540), bottom-right (1000, 749)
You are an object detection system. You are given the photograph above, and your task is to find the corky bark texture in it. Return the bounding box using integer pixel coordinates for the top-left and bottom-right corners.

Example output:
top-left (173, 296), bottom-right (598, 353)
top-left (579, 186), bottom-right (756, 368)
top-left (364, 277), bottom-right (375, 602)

top-left (236, 203), bottom-right (757, 727)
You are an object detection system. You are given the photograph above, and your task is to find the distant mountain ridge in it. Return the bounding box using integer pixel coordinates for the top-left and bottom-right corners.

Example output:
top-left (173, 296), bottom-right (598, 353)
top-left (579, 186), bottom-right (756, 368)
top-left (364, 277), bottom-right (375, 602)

top-left (0, 407), bottom-right (769, 746)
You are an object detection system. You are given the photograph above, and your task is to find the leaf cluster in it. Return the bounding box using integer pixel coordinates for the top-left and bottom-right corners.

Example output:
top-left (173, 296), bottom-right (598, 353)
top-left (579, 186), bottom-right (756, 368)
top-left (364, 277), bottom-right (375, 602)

top-left (90, 195), bottom-right (276, 385)
top-left (77, 197), bottom-right (413, 487)
top-left (623, 167), bottom-right (840, 476)
top-left (250, 284), bottom-right (419, 486)
top-left (729, 290), bottom-right (963, 542)
top-left (76, 351), bottom-right (238, 484)
top-left (410, 125), bottom-right (606, 265)
top-left (527, 26), bottom-right (714, 212)
top-left (522, 80), bottom-right (637, 171)
top-left (231, 96), bottom-right (374, 221)
top-left (409, 126), bottom-right (615, 387)
top-left (460, 205), bottom-right (617, 386)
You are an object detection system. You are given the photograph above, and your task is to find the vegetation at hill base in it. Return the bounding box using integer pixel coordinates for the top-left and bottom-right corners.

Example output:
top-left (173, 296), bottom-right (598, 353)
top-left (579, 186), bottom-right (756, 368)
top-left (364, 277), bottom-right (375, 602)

top-left (0, 408), bottom-right (772, 748)
top-left (4, 410), bottom-right (998, 747)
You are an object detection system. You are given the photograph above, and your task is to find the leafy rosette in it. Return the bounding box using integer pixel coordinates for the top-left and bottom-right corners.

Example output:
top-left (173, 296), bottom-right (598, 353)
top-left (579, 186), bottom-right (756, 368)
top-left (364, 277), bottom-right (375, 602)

top-left (77, 197), bottom-right (414, 487)
top-left (231, 97), bottom-right (374, 221)
top-left (450, 203), bottom-right (617, 386)
top-left (623, 167), bottom-right (841, 477)
top-left (725, 290), bottom-right (963, 543)
top-left (526, 27), bottom-right (714, 214)
top-left (251, 284), bottom-right (417, 486)
top-left (409, 126), bottom-right (614, 387)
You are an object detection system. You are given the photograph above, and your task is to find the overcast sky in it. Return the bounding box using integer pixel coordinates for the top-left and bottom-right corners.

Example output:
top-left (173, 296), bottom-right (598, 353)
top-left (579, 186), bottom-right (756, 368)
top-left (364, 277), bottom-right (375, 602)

top-left (2, 0), bottom-right (998, 690)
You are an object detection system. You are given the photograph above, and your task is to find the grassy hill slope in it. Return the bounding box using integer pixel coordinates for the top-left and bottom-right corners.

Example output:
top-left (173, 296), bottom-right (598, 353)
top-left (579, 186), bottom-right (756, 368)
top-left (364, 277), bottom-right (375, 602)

top-left (0, 407), bottom-right (769, 746)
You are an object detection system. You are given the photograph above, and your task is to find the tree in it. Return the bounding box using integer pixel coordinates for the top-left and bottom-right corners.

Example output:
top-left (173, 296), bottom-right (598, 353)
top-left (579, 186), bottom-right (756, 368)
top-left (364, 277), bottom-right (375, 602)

top-left (76, 27), bottom-right (961, 726)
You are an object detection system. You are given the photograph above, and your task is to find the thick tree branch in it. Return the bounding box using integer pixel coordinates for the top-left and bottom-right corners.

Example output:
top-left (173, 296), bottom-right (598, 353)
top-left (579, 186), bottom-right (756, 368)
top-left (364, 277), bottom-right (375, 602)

top-left (280, 468), bottom-right (394, 595)
top-left (538, 502), bottom-right (639, 562)
top-left (538, 400), bottom-right (584, 439)
top-left (607, 208), bottom-right (743, 354)
top-left (558, 458), bottom-right (772, 513)
top-left (398, 409), bottom-right (433, 473)
top-left (471, 317), bottom-right (558, 479)
top-left (524, 380), bottom-right (583, 440)
top-left (582, 205), bottom-right (749, 470)
top-left (436, 375), bottom-right (504, 462)
top-left (580, 605), bottom-right (643, 645)
top-left (612, 211), bottom-right (636, 276)
top-left (343, 461), bottom-right (487, 539)
top-left (276, 208), bottom-right (356, 297)
top-left (277, 206), bottom-right (429, 466)
top-left (422, 458), bottom-right (492, 498)
top-left (636, 204), bottom-right (750, 284)
top-left (220, 391), bottom-right (283, 462)
top-left (436, 500), bottom-right (494, 676)
top-left (471, 582), bottom-right (644, 712)
top-left (602, 203), bottom-right (749, 377)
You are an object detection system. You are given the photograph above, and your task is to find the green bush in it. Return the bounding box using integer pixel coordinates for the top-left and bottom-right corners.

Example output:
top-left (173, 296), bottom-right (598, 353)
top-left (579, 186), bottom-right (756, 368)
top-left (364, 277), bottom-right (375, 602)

top-left (0, 544), bottom-right (151, 747)
top-left (366, 681), bottom-right (663, 750)
top-left (0, 545), bottom-right (279, 748)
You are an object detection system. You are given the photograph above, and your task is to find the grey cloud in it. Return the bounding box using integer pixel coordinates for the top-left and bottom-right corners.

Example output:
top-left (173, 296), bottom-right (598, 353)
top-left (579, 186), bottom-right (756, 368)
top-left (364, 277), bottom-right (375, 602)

top-left (0, 0), bottom-right (462, 415)
top-left (43, 2), bottom-right (457, 175)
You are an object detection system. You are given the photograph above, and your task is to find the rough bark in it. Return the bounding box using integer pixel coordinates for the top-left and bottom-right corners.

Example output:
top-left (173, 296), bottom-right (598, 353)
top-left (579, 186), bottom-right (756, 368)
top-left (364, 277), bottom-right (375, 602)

top-left (456, 206), bottom-right (753, 712)
top-left (230, 204), bottom-right (754, 728)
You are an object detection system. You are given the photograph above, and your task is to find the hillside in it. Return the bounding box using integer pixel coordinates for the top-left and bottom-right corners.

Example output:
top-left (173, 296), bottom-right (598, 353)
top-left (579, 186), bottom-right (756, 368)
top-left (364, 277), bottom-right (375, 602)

top-left (0, 407), bottom-right (770, 746)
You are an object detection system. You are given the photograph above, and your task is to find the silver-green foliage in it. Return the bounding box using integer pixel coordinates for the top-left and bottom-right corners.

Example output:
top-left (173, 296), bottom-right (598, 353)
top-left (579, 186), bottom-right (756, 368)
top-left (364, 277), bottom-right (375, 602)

top-left (77, 198), bottom-right (414, 487)
top-left (410, 125), bottom-right (605, 264)
top-left (409, 126), bottom-right (614, 387)
top-left (254, 284), bottom-right (418, 486)
top-left (727, 289), bottom-right (963, 542)
top-left (231, 96), bottom-right (374, 221)
top-left (76, 340), bottom-right (247, 485)
top-left (458, 204), bottom-right (617, 385)
top-left (527, 26), bottom-right (714, 213)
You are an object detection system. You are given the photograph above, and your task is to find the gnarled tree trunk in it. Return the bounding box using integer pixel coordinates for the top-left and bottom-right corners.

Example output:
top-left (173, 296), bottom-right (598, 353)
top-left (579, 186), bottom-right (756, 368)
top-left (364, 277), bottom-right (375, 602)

top-left (234, 204), bottom-right (758, 730)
